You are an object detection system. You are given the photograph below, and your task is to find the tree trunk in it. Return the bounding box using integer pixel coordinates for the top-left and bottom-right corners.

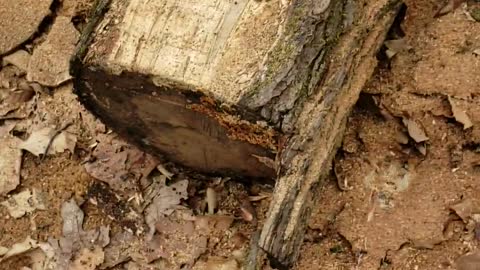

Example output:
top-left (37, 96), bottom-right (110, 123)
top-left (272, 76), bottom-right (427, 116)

top-left (71, 0), bottom-right (402, 267)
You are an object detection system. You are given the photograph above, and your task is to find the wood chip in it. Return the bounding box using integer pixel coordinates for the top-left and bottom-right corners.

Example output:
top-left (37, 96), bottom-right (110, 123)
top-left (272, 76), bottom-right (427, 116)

top-left (206, 187), bottom-right (217, 215)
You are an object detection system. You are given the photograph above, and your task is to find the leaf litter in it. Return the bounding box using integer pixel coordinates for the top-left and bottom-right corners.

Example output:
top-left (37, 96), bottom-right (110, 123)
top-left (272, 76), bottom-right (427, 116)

top-left (19, 126), bottom-right (77, 157)
top-left (1, 189), bottom-right (47, 218)
top-left (84, 134), bottom-right (158, 194)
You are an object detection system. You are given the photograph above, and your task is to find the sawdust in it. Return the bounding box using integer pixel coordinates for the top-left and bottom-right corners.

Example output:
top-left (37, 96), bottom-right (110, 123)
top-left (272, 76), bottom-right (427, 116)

top-left (296, 0), bottom-right (480, 269)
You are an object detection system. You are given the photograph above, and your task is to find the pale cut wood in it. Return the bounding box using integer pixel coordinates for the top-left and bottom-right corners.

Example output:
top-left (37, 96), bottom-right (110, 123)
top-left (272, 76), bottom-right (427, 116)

top-left (72, 0), bottom-right (335, 178)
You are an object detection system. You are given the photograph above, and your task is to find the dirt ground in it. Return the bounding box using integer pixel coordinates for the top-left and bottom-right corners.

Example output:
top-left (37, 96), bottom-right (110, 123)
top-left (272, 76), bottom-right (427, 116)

top-left (1, 0), bottom-right (480, 269)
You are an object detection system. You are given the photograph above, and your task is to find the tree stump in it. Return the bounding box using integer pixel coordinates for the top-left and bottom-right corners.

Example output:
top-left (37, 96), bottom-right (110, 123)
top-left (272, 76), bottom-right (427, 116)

top-left (72, 0), bottom-right (403, 267)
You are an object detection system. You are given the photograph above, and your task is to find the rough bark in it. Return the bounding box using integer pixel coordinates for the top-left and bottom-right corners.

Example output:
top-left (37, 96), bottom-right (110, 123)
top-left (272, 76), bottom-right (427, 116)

top-left (254, 0), bottom-right (403, 268)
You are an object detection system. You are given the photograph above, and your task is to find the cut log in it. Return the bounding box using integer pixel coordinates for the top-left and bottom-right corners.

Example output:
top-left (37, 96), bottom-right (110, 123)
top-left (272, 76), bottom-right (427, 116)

top-left (72, 0), bottom-right (402, 267)
top-left (254, 0), bottom-right (403, 268)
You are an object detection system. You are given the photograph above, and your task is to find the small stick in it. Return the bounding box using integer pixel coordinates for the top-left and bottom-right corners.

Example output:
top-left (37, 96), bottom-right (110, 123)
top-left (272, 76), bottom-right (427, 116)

top-left (41, 122), bottom-right (73, 160)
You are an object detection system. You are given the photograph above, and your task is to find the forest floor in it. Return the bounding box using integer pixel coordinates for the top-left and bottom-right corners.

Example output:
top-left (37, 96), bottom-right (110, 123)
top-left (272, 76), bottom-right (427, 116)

top-left (1, 0), bottom-right (480, 269)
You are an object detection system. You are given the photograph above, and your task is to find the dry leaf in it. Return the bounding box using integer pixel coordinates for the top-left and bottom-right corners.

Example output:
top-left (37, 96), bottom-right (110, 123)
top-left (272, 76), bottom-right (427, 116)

top-left (44, 199), bottom-right (110, 270)
top-left (2, 50), bottom-right (31, 72)
top-left (145, 180), bottom-right (189, 238)
top-left (0, 135), bottom-right (22, 195)
top-left (0, 0), bottom-right (53, 55)
top-left (1, 189), bottom-right (47, 218)
top-left (402, 118), bottom-right (429, 143)
top-left (0, 236), bottom-right (38, 262)
top-left (19, 127), bottom-right (76, 156)
top-left (27, 16), bottom-right (80, 86)
top-left (448, 96), bottom-right (473, 129)
top-left (84, 134), bottom-right (158, 193)
top-left (152, 218), bottom-right (208, 267)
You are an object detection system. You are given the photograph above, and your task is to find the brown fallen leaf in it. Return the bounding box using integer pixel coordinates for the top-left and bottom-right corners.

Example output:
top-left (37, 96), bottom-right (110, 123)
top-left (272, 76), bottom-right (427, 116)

top-left (84, 134), bottom-right (158, 193)
top-left (448, 96), bottom-right (473, 129)
top-left (44, 199), bottom-right (110, 270)
top-left (144, 180), bottom-right (189, 238)
top-left (0, 0), bottom-right (53, 55)
top-left (27, 16), bottom-right (80, 86)
top-left (152, 218), bottom-right (208, 267)
top-left (1, 189), bottom-right (47, 218)
top-left (0, 135), bottom-right (22, 195)
top-left (402, 118), bottom-right (429, 143)
top-left (19, 126), bottom-right (77, 156)
top-left (2, 50), bottom-right (31, 72)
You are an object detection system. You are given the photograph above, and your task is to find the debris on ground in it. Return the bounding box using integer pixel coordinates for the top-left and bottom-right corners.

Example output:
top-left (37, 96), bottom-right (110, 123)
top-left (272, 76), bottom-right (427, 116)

top-left (84, 134), bottom-right (158, 194)
top-left (144, 179), bottom-right (189, 238)
top-left (0, 136), bottom-right (22, 195)
top-left (2, 50), bottom-right (31, 72)
top-left (19, 126), bottom-right (77, 157)
top-left (1, 189), bottom-right (47, 218)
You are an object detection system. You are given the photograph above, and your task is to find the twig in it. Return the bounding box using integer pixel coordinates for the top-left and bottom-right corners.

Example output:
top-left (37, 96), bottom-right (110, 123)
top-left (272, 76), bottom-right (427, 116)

top-left (41, 122), bottom-right (73, 160)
